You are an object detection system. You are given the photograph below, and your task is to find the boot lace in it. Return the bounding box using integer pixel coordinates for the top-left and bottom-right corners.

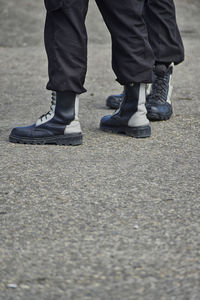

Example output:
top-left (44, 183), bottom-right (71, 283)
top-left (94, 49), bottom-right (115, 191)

top-left (148, 72), bottom-right (170, 103)
top-left (39, 91), bottom-right (56, 122)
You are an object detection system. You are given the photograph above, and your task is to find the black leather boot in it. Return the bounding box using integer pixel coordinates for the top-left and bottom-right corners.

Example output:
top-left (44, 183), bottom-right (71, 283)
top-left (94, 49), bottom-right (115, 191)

top-left (146, 63), bottom-right (173, 121)
top-left (100, 83), bottom-right (151, 138)
top-left (105, 64), bottom-right (173, 121)
top-left (9, 91), bottom-right (82, 145)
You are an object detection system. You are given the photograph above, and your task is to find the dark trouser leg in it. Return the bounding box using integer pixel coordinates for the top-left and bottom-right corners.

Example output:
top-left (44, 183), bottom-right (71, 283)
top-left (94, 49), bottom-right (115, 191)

top-left (95, 0), bottom-right (155, 84)
top-left (44, 0), bottom-right (89, 93)
top-left (144, 0), bottom-right (184, 121)
top-left (144, 0), bottom-right (184, 65)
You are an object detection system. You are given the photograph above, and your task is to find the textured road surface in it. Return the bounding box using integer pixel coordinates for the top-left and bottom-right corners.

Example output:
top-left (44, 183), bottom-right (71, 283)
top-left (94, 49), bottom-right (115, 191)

top-left (0, 1), bottom-right (200, 299)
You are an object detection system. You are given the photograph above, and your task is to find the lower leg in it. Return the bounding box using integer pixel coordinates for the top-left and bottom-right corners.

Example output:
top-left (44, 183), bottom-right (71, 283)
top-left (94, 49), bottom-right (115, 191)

top-left (45, 1), bottom-right (89, 93)
top-left (9, 1), bottom-right (89, 145)
top-left (95, 0), bottom-right (155, 85)
top-left (144, 0), bottom-right (184, 65)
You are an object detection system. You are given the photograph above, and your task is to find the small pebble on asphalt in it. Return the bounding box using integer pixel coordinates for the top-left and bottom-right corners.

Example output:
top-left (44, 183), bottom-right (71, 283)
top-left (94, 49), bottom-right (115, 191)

top-left (7, 284), bottom-right (17, 289)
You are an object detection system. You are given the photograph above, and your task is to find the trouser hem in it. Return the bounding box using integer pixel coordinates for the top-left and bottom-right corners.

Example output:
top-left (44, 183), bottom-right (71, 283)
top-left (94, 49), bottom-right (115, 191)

top-left (46, 82), bottom-right (87, 94)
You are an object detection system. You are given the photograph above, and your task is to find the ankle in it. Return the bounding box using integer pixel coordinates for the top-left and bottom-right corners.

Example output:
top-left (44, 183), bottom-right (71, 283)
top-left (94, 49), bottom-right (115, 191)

top-left (56, 91), bottom-right (76, 102)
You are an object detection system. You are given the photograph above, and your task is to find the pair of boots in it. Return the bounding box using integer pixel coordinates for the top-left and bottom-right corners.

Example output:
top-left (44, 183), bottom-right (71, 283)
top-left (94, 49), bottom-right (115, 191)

top-left (9, 64), bottom-right (173, 145)
top-left (107, 63), bottom-right (173, 121)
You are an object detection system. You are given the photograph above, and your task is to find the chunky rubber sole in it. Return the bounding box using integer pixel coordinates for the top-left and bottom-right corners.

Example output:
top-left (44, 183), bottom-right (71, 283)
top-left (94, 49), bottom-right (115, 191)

top-left (100, 124), bottom-right (151, 138)
top-left (9, 133), bottom-right (82, 146)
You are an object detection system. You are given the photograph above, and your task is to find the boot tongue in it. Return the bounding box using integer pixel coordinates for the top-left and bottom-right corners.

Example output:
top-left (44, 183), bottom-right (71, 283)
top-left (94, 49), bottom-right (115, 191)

top-left (154, 64), bottom-right (168, 76)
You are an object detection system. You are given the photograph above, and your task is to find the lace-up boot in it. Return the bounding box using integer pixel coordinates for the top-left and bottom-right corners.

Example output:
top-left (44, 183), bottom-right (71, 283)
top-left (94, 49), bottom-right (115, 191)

top-left (9, 91), bottom-right (82, 145)
top-left (100, 83), bottom-right (151, 138)
top-left (146, 63), bottom-right (173, 121)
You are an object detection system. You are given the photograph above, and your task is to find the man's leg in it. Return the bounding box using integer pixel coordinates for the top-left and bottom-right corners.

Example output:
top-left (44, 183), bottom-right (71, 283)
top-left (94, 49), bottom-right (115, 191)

top-left (96, 0), bottom-right (154, 138)
top-left (9, 0), bottom-right (89, 145)
top-left (96, 0), bottom-right (154, 85)
top-left (145, 0), bottom-right (184, 66)
top-left (144, 0), bottom-right (184, 120)
top-left (45, 0), bottom-right (89, 94)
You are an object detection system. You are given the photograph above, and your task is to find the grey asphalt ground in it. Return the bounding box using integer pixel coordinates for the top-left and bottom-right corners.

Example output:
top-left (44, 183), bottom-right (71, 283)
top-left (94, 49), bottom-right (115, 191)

top-left (0, 1), bottom-right (200, 299)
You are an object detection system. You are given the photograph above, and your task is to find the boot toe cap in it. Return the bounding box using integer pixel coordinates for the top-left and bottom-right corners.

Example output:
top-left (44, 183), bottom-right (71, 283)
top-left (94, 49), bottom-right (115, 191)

top-left (10, 124), bottom-right (35, 138)
top-left (100, 115), bottom-right (112, 126)
top-left (149, 103), bottom-right (172, 114)
top-left (100, 115), bottom-right (121, 129)
top-left (147, 103), bottom-right (172, 120)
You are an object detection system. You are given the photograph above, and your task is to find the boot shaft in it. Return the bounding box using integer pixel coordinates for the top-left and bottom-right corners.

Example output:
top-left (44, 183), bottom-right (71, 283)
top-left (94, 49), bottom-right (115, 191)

top-left (114, 83), bottom-right (149, 127)
top-left (150, 63), bottom-right (173, 104)
top-left (36, 91), bottom-right (78, 127)
top-left (55, 91), bottom-right (77, 123)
